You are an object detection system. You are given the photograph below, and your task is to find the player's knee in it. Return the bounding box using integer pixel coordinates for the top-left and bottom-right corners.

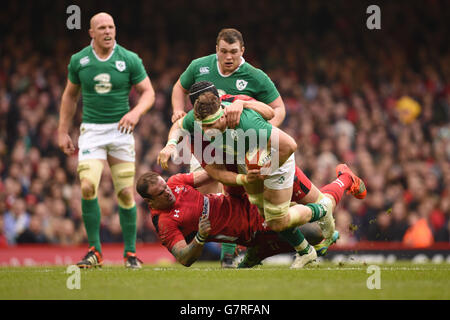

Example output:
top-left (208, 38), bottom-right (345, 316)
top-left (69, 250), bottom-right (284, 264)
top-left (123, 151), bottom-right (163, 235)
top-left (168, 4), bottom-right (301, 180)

top-left (117, 187), bottom-right (135, 208)
top-left (267, 220), bottom-right (287, 233)
top-left (80, 179), bottom-right (96, 199)
top-left (111, 162), bottom-right (135, 193)
top-left (263, 199), bottom-right (291, 232)
top-left (77, 160), bottom-right (103, 199)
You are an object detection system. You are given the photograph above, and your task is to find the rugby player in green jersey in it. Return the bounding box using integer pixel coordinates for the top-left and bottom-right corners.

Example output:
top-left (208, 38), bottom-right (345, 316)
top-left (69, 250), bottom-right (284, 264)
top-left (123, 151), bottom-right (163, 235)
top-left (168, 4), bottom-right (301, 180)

top-left (170, 28), bottom-right (286, 267)
top-left (159, 90), bottom-right (337, 268)
top-left (57, 13), bottom-right (155, 269)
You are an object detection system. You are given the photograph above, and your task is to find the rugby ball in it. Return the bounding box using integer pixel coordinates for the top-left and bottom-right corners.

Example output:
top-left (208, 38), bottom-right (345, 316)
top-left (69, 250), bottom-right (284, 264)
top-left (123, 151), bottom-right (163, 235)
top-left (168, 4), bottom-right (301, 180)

top-left (245, 148), bottom-right (271, 170)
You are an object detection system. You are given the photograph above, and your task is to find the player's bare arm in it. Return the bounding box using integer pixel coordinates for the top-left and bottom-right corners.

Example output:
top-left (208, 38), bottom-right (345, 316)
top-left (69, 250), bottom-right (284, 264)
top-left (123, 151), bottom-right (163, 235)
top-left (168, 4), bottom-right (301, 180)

top-left (118, 76), bottom-right (155, 133)
top-left (224, 99), bottom-right (275, 128)
top-left (157, 116), bottom-right (185, 169)
top-left (268, 96), bottom-right (286, 127)
top-left (203, 164), bottom-right (260, 186)
top-left (268, 127), bottom-right (298, 166)
top-left (242, 100), bottom-right (275, 121)
top-left (192, 170), bottom-right (215, 188)
top-left (170, 214), bottom-right (211, 267)
top-left (58, 79), bottom-right (81, 155)
top-left (171, 78), bottom-right (188, 123)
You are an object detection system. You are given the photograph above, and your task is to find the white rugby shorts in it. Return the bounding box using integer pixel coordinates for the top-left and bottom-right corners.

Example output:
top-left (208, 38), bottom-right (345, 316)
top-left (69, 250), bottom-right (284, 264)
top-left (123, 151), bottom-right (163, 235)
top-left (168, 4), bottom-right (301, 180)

top-left (264, 153), bottom-right (295, 190)
top-left (78, 122), bottom-right (135, 162)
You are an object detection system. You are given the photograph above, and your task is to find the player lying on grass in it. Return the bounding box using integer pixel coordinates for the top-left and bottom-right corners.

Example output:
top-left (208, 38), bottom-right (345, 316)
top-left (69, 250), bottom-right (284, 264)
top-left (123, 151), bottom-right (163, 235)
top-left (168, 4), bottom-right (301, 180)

top-left (136, 163), bottom-right (365, 267)
top-left (158, 85), bottom-right (339, 268)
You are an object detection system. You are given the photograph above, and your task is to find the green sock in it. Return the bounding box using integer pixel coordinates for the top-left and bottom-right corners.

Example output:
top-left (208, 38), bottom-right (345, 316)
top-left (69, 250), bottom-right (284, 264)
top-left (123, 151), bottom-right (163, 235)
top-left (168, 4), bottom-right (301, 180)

top-left (279, 227), bottom-right (310, 254)
top-left (220, 243), bottom-right (237, 260)
top-left (81, 198), bottom-right (102, 253)
top-left (306, 203), bottom-right (326, 222)
top-left (119, 205), bottom-right (137, 257)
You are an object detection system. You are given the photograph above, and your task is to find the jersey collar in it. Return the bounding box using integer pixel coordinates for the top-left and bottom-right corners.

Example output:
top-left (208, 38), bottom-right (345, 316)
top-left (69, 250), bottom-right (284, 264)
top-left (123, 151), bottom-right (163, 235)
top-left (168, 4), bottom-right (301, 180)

top-left (90, 40), bottom-right (117, 62)
top-left (216, 55), bottom-right (245, 78)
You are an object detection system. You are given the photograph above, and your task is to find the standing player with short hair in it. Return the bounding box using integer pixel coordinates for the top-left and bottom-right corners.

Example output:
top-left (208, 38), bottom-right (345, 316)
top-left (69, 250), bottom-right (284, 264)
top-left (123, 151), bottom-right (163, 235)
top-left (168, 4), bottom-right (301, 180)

top-left (170, 28), bottom-right (286, 267)
top-left (172, 28), bottom-right (285, 125)
top-left (58, 12), bottom-right (155, 269)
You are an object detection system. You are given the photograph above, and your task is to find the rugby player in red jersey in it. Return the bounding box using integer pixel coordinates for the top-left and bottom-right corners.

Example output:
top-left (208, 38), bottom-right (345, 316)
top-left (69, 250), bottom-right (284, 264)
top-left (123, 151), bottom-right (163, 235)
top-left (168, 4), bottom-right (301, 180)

top-left (136, 162), bottom-right (365, 267)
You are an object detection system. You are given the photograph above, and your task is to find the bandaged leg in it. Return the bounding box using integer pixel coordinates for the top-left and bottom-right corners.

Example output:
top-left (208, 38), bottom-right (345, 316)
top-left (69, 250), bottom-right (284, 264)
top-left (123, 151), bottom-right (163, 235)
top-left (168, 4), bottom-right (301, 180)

top-left (111, 162), bottom-right (136, 208)
top-left (77, 159), bottom-right (104, 253)
top-left (111, 162), bottom-right (137, 257)
top-left (248, 193), bottom-right (264, 216)
top-left (78, 159), bottom-right (104, 199)
top-left (263, 199), bottom-right (291, 226)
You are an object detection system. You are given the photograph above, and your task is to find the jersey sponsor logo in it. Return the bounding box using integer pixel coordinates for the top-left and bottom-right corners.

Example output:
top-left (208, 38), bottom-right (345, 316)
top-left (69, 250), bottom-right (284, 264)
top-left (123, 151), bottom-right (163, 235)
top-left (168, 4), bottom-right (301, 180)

top-left (81, 149), bottom-right (91, 155)
top-left (93, 73), bottom-right (112, 94)
top-left (202, 196), bottom-right (210, 217)
top-left (80, 56), bottom-right (90, 66)
top-left (115, 60), bottom-right (126, 72)
top-left (236, 79), bottom-right (248, 91)
top-left (173, 209), bottom-right (180, 218)
top-left (199, 67), bottom-right (210, 74)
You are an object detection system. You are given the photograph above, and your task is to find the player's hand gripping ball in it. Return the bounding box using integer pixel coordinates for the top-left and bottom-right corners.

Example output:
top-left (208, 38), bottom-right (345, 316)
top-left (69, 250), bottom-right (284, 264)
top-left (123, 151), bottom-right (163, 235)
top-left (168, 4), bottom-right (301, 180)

top-left (245, 148), bottom-right (271, 170)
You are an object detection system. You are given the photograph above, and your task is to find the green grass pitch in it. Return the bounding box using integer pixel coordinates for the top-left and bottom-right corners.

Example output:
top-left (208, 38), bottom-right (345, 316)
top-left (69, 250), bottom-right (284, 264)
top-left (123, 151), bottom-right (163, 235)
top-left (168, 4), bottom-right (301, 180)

top-left (0, 261), bottom-right (448, 300)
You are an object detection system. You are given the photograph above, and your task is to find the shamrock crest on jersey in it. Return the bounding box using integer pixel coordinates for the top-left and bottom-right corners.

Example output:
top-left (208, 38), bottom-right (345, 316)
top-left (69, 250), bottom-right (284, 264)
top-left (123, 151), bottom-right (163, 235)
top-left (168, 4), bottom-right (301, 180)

top-left (115, 60), bottom-right (126, 72)
top-left (236, 79), bottom-right (248, 91)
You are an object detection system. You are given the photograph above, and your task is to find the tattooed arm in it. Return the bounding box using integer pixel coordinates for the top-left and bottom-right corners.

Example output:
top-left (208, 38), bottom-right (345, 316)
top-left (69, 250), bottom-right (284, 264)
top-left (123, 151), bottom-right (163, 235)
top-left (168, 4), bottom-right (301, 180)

top-left (170, 214), bottom-right (211, 267)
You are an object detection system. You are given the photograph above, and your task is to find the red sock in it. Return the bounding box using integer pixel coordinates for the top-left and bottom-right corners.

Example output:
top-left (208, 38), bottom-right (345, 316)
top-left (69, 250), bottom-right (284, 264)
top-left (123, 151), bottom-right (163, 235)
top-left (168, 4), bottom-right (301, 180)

top-left (320, 173), bottom-right (353, 204)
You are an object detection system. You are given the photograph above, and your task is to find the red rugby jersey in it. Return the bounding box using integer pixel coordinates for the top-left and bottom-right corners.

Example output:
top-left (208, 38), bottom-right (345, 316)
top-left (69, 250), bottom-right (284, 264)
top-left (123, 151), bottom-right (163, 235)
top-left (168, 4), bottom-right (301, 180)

top-left (150, 173), bottom-right (266, 251)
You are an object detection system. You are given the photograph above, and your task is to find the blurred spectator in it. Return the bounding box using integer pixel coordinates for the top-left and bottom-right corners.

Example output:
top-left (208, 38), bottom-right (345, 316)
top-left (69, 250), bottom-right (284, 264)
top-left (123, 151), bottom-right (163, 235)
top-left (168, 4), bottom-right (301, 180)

top-left (395, 96), bottom-right (421, 124)
top-left (0, 215), bottom-right (8, 248)
top-left (389, 200), bottom-right (409, 242)
top-left (101, 213), bottom-right (123, 244)
top-left (334, 208), bottom-right (357, 245)
top-left (3, 199), bottom-right (30, 245)
top-left (16, 215), bottom-right (49, 244)
top-left (403, 214), bottom-right (435, 248)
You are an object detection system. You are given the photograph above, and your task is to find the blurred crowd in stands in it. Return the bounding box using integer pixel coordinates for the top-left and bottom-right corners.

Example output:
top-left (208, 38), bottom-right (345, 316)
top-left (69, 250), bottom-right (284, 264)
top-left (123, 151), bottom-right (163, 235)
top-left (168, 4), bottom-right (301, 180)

top-left (0, 1), bottom-right (449, 249)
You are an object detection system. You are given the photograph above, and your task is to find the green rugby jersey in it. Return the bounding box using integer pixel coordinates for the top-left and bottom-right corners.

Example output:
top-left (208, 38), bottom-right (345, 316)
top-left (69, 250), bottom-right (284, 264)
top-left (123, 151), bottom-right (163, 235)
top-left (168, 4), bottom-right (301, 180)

top-left (180, 54), bottom-right (279, 104)
top-left (182, 107), bottom-right (273, 163)
top-left (68, 42), bottom-right (147, 123)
